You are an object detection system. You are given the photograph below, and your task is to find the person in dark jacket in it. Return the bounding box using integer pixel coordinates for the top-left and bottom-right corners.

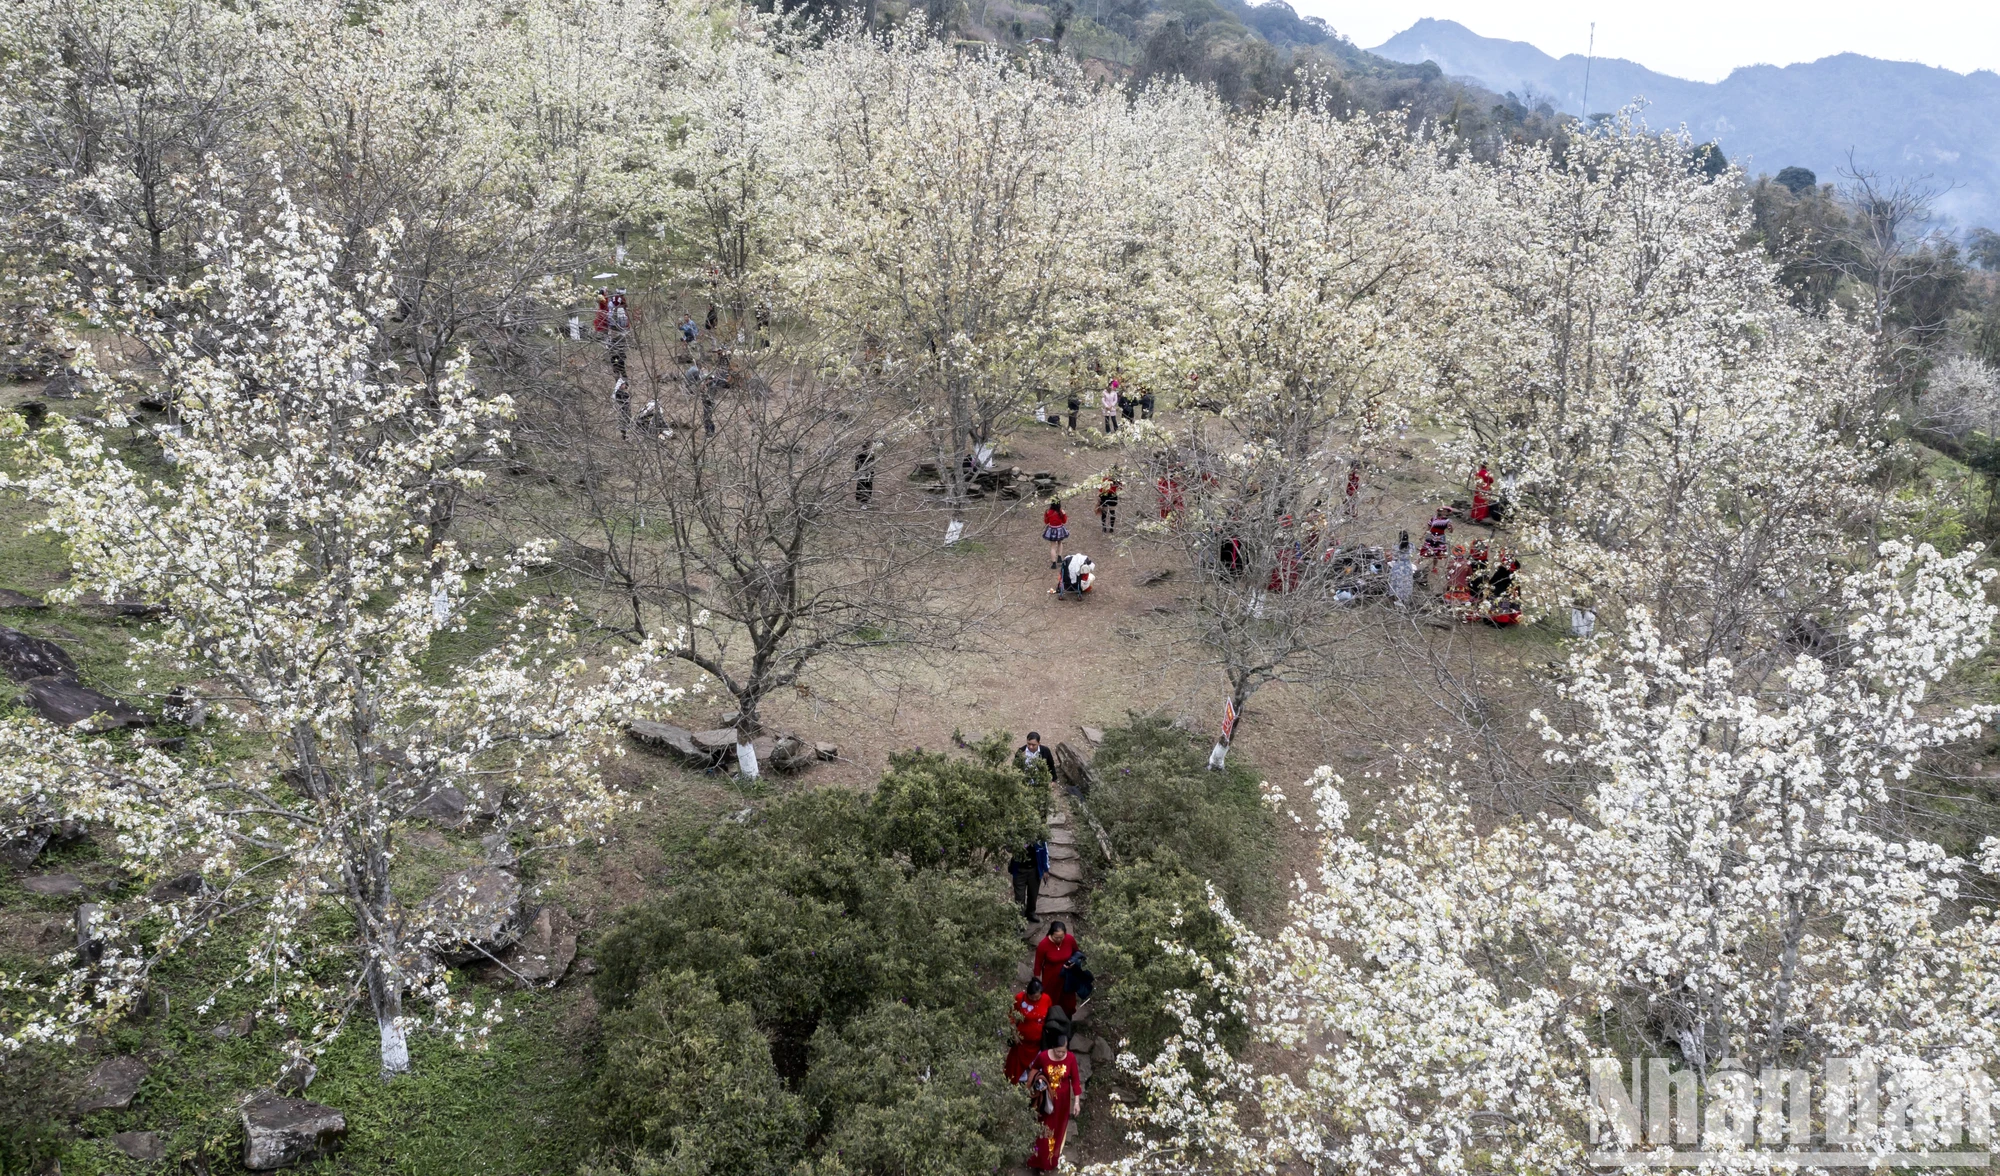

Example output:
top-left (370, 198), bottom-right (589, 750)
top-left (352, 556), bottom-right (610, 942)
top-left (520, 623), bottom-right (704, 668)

top-left (1008, 836), bottom-right (1050, 920)
top-left (1017, 732), bottom-right (1057, 780)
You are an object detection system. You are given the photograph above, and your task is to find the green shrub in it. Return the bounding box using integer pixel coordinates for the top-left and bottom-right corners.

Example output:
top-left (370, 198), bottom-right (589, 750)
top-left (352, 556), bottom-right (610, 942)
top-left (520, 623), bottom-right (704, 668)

top-left (868, 742), bottom-right (1046, 869)
top-left (592, 971), bottom-right (809, 1176)
top-left (593, 791), bottom-right (1019, 1043)
top-left (1090, 850), bottom-right (1245, 1061)
top-left (593, 757), bottom-right (1034, 1176)
top-left (803, 1003), bottom-right (1037, 1176)
top-left (1087, 715), bottom-right (1276, 915)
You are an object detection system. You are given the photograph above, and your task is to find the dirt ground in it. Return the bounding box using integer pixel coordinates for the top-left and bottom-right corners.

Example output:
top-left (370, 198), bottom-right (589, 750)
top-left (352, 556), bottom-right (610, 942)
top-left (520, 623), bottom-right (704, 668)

top-left (634, 406), bottom-right (1566, 1167)
top-left (0, 372), bottom-right (1564, 1172)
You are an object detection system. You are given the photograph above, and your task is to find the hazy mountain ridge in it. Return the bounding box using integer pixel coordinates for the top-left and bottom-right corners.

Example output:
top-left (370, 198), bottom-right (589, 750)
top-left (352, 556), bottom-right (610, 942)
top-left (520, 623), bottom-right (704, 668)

top-left (1371, 18), bottom-right (2000, 229)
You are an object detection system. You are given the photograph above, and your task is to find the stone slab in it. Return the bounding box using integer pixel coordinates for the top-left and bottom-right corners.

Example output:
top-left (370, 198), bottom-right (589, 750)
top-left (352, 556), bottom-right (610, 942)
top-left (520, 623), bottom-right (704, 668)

top-left (21, 873), bottom-right (84, 897)
top-left (77, 1055), bottom-right (148, 1113)
top-left (241, 1096), bottom-right (346, 1170)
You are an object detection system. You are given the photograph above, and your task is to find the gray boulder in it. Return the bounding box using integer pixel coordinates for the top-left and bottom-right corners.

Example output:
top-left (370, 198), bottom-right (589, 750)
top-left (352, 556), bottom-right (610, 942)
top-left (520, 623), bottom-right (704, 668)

top-left (769, 734), bottom-right (815, 773)
top-left (406, 785), bottom-right (468, 828)
top-left (21, 873), bottom-right (84, 896)
top-left (112, 1129), bottom-right (165, 1162)
top-left (148, 872), bottom-right (206, 903)
top-left (499, 905), bottom-right (578, 987)
top-left (690, 727), bottom-right (738, 757)
top-left (77, 1055), bottom-right (148, 1113)
top-left (241, 1096), bottom-right (345, 1170)
top-left (2, 827), bottom-right (54, 868)
top-left (0, 625), bottom-right (76, 683)
top-left (626, 719), bottom-right (713, 765)
top-left (418, 866), bottom-right (525, 965)
top-left (26, 678), bottom-right (150, 730)
top-left (0, 588), bottom-right (47, 610)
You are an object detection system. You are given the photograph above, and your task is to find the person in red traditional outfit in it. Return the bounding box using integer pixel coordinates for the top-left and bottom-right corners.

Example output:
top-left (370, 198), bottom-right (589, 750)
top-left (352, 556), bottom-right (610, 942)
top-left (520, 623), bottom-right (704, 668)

top-left (1034, 922), bottom-right (1079, 1013)
top-left (1007, 978), bottom-right (1052, 1084)
top-left (1420, 507), bottom-right (1453, 570)
top-left (1470, 462), bottom-right (1495, 524)
top-left (1026, 1037), bottom-right (1084, 1171)
top-left (1443, 544), bottom-right (1473, 603)
top-left (591, 288), bottom-right (610, 337)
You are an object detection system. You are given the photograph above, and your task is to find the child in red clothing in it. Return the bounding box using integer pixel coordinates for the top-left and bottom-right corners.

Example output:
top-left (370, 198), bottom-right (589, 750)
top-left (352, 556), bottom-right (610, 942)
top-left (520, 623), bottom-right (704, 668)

top-left (1006, 978), bottom-right (1053, 1083)
top-left (1043, 499), bottom-right (1070, 568)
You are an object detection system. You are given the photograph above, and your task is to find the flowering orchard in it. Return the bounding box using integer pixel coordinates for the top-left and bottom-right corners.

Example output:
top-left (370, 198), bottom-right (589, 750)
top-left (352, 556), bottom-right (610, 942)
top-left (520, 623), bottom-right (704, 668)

top-left (0, 0), bottom-right (1992, 1158)
top-left (1098, 544), bottom-right (2000, 1174)
top-left (1, 196), bottom-right (680, 1074)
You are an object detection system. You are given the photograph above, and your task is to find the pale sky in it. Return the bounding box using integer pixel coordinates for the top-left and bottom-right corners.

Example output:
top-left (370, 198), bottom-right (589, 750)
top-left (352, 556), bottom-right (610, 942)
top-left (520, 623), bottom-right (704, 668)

top-left (1293, 1), bottom-right (2000, 83)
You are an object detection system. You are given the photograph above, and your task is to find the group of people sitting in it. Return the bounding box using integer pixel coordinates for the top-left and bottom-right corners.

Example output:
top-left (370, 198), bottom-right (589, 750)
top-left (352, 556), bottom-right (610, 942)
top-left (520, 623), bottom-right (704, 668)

top-left (1007, 921), bottom-right (1095, 1171)
top-left (1411, 504), bottom-right (1523, 623)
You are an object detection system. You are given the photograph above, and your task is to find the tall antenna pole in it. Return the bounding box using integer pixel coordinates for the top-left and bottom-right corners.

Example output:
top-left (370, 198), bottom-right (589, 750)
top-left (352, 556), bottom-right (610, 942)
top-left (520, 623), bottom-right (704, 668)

top-left (1581, 22), bottom-right (1595, 127)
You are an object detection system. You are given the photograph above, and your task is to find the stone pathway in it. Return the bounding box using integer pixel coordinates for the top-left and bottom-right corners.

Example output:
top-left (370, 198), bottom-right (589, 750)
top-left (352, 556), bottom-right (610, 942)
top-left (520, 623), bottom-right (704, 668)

top-left (1016, 792), bottom-right (1113, 1093)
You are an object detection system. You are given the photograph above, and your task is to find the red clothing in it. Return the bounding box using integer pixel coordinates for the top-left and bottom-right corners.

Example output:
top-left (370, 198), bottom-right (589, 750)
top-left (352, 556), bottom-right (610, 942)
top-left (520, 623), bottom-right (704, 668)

top-left (1470, 465), bottom-right (1495, 522)
top-left (1034, 934), bottom-right (1077, 1013)
top-left (1027, 1048), bottom-right (1082, 1170)
top-left (1006, 990), bottom-right (1052, 1083)
top-left (1043, 507), bottom-right (1067, 528)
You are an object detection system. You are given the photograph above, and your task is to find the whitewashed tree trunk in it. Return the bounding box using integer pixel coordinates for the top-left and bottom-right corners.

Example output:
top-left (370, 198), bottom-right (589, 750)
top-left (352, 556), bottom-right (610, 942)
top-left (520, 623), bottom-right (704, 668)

top-left (1208, 741), bottom-right (1229, 770)
top-left (736, 740), bottom-right (760, 779)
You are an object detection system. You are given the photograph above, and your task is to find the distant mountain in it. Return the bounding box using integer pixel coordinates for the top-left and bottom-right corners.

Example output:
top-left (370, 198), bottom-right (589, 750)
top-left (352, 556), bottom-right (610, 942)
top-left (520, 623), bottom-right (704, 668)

top-left (1370, 18), bottom-right (2000, 230)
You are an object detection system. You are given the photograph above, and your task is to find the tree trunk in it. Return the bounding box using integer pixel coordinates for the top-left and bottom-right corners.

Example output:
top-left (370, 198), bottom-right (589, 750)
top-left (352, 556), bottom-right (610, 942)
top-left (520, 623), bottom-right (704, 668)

top-left (370, 959), bottom-right (410, 1077)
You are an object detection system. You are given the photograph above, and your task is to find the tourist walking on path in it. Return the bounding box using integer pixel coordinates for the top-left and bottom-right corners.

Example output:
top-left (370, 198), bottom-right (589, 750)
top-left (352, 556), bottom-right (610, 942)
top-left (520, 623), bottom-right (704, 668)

top-left (1043, 500), bottom-right (1069, 567)
top-left (1139, 385), bottom-right (1155, 420)
top-left (1007, 978), bottom-right (1052, 1083)
top-left (1096, 472), bottom-right (1121, 534)
top-left (1034, 923), bottom-right (1079, 1013)
top-left (1009, 836), bottom-right (1049, 920)
top-left (1017, 732), bottom-right (1057, 779)
top-left (1026, 1038), bottom-right (1083, 1171)
top-left (1101, 382), bottom-right (1120, 433)
top-left (1066, 389), bottom-right (1080, 431)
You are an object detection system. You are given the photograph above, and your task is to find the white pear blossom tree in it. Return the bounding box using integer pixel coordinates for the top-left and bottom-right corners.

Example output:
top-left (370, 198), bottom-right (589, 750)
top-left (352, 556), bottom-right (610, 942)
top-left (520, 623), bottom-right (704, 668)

top-left (1430, 120), bottom-right (1887, 653)
top-left (1098, 541), bottom-right (2000, 1174)
top-left (0, 193), bottom-right (680, 1076)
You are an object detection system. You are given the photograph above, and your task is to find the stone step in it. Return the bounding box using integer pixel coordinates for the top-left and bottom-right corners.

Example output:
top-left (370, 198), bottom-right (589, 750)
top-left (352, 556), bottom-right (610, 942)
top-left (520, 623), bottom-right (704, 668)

top-left (1046, 859), bottom-right (1083, 883)
top-left (1038, 876), bottom-right (1080, 900)
top-left (1036, 896), bottom-right (1078, 916)
top-left (1047, 825), bottom-right (1076, 846)
top-left (1017, 959), bottom-right (1034, 984)
top-left (1048, 808), bottom-right (1070, 826)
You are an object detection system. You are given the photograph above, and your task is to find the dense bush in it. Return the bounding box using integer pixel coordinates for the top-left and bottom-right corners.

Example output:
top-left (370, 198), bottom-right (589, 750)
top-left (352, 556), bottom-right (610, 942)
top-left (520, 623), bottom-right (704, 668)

top-left (591, 751), bottom-right (1041, 1175)
top-left (1087, 715), bottom-right (1276, 915)
top-left (868, 735), bottom-right (1047, 868)
top-left (804, 1003), bottom-right (1037, 1175)
top-left (1087, 850), bottom-right (1245, 1061)
top-left (1082, 716), bottom-right (1276, 1064)
top-left (592, 971), bottom-right (809, 1175)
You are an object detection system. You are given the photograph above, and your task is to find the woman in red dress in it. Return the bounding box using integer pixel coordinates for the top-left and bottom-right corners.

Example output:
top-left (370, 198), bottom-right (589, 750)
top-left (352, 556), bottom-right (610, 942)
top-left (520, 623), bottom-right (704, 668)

top-left (1034, 922), bottom-right (1078, 1013)
top-left (1026, 1037), bottom-right (1084, 1171)
top-left (1470, 462), bottom-right (1495, 523)
top-left (1006, 978), bottom-right (1052, 1083)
